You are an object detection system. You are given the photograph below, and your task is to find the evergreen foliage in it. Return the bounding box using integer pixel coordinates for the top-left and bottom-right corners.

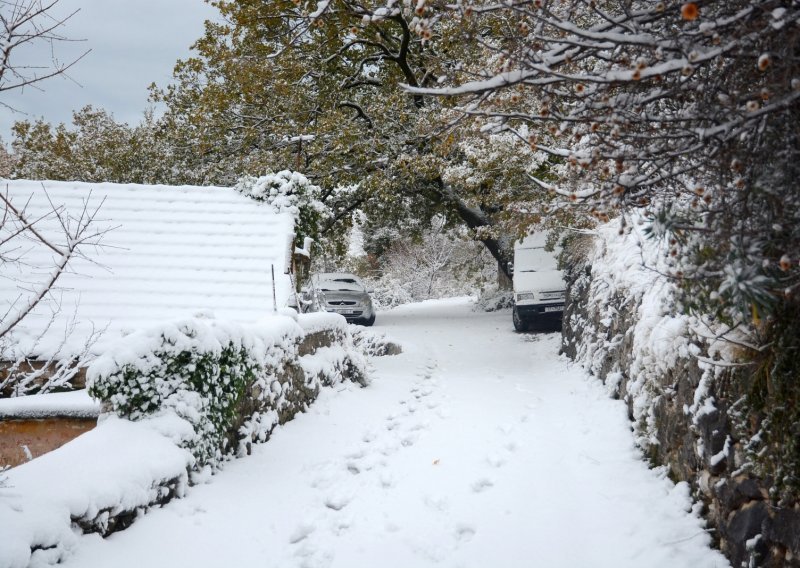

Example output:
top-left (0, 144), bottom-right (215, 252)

top-left (87, 320), bottom-right (296, 468)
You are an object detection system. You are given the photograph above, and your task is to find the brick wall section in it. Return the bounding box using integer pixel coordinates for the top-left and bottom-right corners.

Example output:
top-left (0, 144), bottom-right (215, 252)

top-left (0, 418), bottom-right (96, 468)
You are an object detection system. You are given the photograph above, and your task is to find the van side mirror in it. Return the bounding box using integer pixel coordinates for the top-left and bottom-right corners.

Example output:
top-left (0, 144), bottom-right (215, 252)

top-left (507, 262), bottom-right (514, 275)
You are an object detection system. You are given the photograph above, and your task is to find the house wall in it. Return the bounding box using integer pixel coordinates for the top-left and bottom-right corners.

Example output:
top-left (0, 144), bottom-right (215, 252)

top-left (0, 418), bottom-right (96, 468)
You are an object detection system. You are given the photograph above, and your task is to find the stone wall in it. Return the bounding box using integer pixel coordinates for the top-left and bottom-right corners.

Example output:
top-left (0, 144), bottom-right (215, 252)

top-left (561, 236), bottom-right (800, 568)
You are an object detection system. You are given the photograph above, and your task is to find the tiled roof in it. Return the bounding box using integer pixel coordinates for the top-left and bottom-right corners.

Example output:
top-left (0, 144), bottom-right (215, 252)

top-left (1, 180), bottom-right (297, 357)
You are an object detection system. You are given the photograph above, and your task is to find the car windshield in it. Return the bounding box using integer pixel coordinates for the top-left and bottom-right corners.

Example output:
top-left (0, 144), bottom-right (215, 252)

top-left (515, 247), bottom-right (559, 272)
top-left (317, 276), bottom-right (363, 292)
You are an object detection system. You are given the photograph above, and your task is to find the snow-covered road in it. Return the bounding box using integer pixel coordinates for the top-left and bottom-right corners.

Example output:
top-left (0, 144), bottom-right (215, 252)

top-left (63, 298), bottom-right (730, 568)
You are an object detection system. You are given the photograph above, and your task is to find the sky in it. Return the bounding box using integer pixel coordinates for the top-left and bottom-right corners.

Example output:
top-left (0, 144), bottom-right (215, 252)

top-left (0, 0), bottom-right (218, 142)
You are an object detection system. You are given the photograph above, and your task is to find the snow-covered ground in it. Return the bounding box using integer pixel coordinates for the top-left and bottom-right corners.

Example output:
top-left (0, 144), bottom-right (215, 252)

top-left (56, 298), bottom-right (729, 568)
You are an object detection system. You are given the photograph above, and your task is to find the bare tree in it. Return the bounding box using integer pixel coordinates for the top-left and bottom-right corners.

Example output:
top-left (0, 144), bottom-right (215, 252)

top-left (0, 184), bottom-right (109, 395)
top-left (0, 186), bottom-right (106, 338)
top-left (0, 0), bottom-right (87, 99)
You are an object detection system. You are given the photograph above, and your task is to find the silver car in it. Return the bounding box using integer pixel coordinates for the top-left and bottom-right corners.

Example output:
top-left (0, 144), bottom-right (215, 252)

top-left (307, 272), bottom-right (376, 326)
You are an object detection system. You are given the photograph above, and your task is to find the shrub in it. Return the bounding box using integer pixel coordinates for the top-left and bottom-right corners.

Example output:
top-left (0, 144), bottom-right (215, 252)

top-left (88, 317), bottom-right (302, 468)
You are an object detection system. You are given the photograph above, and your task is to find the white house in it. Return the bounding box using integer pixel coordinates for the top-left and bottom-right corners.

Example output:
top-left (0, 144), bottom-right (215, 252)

top-left (0, 179), bottom-right (298, 359)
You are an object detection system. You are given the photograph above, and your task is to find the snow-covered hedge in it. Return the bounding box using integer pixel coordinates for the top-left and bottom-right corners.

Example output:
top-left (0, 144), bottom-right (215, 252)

top-left (349, 326), bottom-right (403, 357)
top-left (88, 314), bottom-right (367, 469)
top-left (1, 312), bottom-right (370, 568)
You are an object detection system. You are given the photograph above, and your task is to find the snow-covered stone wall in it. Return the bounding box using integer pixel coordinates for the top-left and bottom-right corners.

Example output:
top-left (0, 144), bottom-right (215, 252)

top-left (561, 223), bottom-right (800, 568)
top-left (0, 313), bottom-right (377, 568)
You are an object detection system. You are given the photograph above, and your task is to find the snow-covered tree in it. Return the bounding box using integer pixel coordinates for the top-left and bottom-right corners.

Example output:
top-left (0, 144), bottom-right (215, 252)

top-left (11, 106), bottom-right (172, 184)
top-left (0, 186), bottom-right (107, 396)
top-left (362, 217), bottom-right (496, 307)
top-left (408, 0), bottom-right (800, 324)
top-left (152, 0), bottom-right (571, 278)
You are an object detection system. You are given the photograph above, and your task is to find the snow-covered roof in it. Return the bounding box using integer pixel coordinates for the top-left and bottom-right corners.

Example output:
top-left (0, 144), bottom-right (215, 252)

top-left (1, 179), bottom-right (297, 357)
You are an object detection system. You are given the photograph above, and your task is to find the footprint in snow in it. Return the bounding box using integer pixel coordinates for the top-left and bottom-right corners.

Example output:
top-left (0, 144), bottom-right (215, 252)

top-left (292, 543), bottom-right (333, 568)
top-left (345, 448), bottom-right (367, 460)
top-left (400, 433), bottom-right (418, 447)
top-left (379, 471), bottom-right (396, 488)
top-left (486, 453), bottom-right (506, 468)
top-left (329, 514), bottom-right (353, 536)
top-left (455, 523), bottom-right (477, 542)
top-left (471, 477), bottom-right (494, 493)
top-left (289, 522), bottom-right (317, 544)
top-left (498, 423), bottom-right (515, 435)
top-left (423, 493), bottom-right (450, 512)
top-left (414, 387), bottom-right (434, 400)
top-left (323, 491), bottom-right (353, 511)
top-left (378, 440), bottom-right (401, 457)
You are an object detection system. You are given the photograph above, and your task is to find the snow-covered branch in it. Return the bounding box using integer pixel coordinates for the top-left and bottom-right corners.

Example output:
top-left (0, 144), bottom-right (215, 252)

top-left (0, 185), bottom-right (109, 341)
top-left (402, 0), bottom-right (800, 321)
top-left (0, 0), bottom-right (89, 98)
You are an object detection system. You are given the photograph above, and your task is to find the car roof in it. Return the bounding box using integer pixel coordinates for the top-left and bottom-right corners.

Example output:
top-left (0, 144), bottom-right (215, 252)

top-left (314, 272), bottom-right (360, 281)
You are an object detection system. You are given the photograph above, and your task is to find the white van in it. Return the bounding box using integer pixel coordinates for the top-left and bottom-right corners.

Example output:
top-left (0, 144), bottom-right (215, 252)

top-left (511, 233), bottom-right (566, 331)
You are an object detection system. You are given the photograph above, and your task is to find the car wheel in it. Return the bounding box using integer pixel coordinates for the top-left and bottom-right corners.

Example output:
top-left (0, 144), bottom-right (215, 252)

top-left (512, 307), bottom-right (529, 332)
top-left (360, 313), bottom-right (376, 327)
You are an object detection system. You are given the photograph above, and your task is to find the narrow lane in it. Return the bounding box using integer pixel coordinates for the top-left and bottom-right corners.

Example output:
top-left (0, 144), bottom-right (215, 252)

top-left (63, 298), bottom-right (729, 568)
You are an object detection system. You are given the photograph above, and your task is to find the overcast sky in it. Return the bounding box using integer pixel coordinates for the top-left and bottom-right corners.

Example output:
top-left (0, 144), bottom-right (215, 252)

top-left (0, 0), bottom-right (218, 142)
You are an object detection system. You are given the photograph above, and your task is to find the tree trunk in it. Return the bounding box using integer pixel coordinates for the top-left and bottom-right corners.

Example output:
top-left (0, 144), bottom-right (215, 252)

top-left (448, 192), bottom-right (512, 282)
top-left (497, 262), bottom-right (512, 290)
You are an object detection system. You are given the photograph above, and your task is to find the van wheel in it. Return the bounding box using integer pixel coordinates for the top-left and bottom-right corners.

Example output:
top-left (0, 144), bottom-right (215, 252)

top-left (512, 307), bottom-right (529, 332)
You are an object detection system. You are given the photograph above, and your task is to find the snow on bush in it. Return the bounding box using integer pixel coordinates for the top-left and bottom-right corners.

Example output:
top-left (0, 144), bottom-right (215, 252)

top-left (474, 288), bottom-right (514, 312)
top-left (234, 171), bottom-right (330, 243)
top-left (569, 215), bottom-right (737, 449)
top-left (88, 313), bottom-right (367, 469)
top-left (350, 326), bottom-right (402, 357)
top-left (358, 218), bottom-right (498, 309)
top-left (0, 313), bottom-right (370, 568)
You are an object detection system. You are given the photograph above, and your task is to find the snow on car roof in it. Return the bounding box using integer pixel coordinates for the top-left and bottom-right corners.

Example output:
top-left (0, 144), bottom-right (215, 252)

top-left (312, 273), bottom-right (364, 290)
top-left (315, 272), bottom-right (360, 282)
top-left (1, 179), bottom-right (296, 358)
